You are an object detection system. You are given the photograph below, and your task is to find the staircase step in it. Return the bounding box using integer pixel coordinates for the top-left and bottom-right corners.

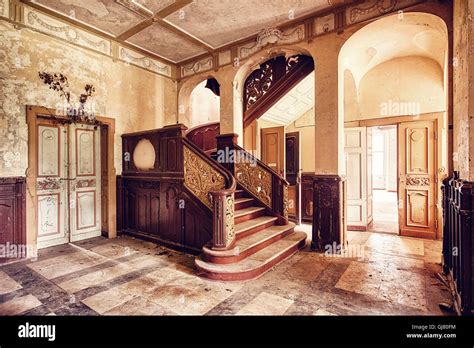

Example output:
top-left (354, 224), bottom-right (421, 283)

top-left (234, 206), bottom-right (266, 224)
top-left (234, 189), bottom-right (245, 199)
top-left (235, 216), bottom-right (278, 239)
top-left (203, 223), bottom-right (296, 264)
top-left (234, 197), bottom-right (254, 210)
top-left (195, 231), bottom-right (307, 281)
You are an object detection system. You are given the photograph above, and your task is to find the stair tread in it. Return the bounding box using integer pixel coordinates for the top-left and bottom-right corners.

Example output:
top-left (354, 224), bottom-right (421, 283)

top-left (234, 206), bottom-right (265, 218)
top-left (237, 223), bottom-right (295, 248)
top-left (235, 216), bottom-right (278, 234)
top-left (235, 197), bottom-right (254, 204)
top-left (196, 232), bottom-right (306, 274)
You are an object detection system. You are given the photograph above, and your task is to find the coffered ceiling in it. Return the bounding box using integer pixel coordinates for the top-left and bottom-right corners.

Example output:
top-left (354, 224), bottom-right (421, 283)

top-left (26, 0), bottom-right (342, 64)
top-left (261, 72), bottom-right (314, 126)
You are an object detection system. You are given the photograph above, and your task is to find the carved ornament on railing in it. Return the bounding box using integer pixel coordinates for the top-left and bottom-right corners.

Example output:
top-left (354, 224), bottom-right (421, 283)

top-left (235, 153), bottom-right (272, 207)
top-left (244, 54), bottom-right (310, 111)
top-left (225, 195), bottom-right (235, 243)
top-left (244, 61), bottom-right (273, 110)
top-left (283, 184), bottom-right (289, 219)
top-left (183, 145), bottom-right (226, 209)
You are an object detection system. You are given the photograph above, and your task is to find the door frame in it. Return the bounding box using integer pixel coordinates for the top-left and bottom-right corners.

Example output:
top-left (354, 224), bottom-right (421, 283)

top-left (26, 106), bottom-right (116, 257)
top-left (260, 126), bottom-right (285, 176)
top-left (285, 131), bottom-right (301, 224)
top-left (345, 113), bottom-right (442, 239)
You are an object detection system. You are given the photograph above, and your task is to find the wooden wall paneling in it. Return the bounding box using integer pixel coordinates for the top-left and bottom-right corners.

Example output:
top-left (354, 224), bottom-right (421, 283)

top-left (0, 178), bottom-right (26, 262)
top-left (182, 190), bottom-right (213, 251)
top-left (312, 175), bottom-right (346, 251)
top-left (301, 173), bottom-right (314, 222)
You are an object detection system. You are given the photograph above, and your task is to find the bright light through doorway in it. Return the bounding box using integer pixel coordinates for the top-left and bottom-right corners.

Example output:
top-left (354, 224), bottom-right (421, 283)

top-left (370, 126), bottom-right (399, 234)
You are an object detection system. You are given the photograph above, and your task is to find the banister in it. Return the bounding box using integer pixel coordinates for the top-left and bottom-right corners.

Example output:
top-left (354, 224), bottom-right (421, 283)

top-left (183, 137), bottom-right (235, 190)
top-left (182, 137), bottom-right (236, 250)
top-left (216, 134), bottom-right (289, 224)
top-left (234, 143), bottom-right (289, 186)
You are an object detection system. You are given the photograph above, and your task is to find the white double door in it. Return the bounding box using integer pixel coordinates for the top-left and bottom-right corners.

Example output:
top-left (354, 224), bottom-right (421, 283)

top-left (36, 121), bottom-right (101, 249)
top-left (344, 127), bottom-right (373, 230)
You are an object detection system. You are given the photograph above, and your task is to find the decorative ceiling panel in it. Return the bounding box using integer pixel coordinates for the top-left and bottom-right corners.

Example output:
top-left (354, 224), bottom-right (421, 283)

top-left (261, 72), bottom-right (314, 126)
top-left (164, 0), bottom-right (332, 48)
top-left (31, 0), bottom-right (146, 36)
top-left (134, 0), bottom-right (175, 14)
top-left (127, 22), bottom-right (207, 62)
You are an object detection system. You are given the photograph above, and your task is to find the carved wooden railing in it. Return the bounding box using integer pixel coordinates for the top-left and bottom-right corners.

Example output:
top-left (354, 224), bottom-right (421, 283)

top-left (182, 138), bottom-right (236, 250)
top-left (442, 172), bottom-right (474, 315)
top-left (243, 54), bottom-right (314, 128)
top-left (216, 134), bottom-right (289, 224)
top-left (185, 122), bottom-right (220, 156)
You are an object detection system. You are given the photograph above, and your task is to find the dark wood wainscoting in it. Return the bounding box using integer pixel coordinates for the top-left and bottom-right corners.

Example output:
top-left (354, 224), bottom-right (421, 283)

top-left (0, 177), bottom-right (26, 262)
top-left (311, 175), bottom-right (347, 251)
top-left (117, 124), bottom-right (213, 254)
top-left (301, 173), bottom-right (315, 223)
top-left (117, 176), bottom-right (212, 254)
top-left (442, 173), bottom-right (474, 315)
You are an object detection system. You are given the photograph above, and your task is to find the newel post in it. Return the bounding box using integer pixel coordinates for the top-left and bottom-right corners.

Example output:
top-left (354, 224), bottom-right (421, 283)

top-left (272, 176), bottom-right (289, 224)
top-left (216, 133), bottom-right (239, 174)
top-left (210, 190), bottom-right (235, 250)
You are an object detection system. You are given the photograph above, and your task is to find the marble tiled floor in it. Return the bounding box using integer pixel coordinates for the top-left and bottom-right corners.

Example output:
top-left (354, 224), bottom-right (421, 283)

top-left (0, 228), bottom-right (452, 316)
top-left (370, 190), bottom-right (399, 234)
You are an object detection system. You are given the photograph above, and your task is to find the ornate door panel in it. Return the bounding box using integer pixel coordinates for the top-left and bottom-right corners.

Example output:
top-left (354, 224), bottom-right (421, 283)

top-left (344, 127), bottom-right (370, 230)
top-left (398, 121), bottom-right (436, 238)
top-left (36, 124), bottom-right (69, 248)
top-left (285, 132), bottom-right (300, 224)
top-left (69, 124), bottom-right (102, 242)
top-left (261, 126), bottom-right (284, 175)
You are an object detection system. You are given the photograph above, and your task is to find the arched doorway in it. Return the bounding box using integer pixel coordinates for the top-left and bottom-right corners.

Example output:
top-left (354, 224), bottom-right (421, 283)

top-left (339, 12), bottom-right (449, 239)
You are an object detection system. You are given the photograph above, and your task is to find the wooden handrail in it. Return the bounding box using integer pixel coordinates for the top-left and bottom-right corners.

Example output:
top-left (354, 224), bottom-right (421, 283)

top-left (183, 137), bottom-right (236, 191)
top-left (182, 137), bottom-right (237, 250)
top-left (234, 144), bottom-right (289, 186)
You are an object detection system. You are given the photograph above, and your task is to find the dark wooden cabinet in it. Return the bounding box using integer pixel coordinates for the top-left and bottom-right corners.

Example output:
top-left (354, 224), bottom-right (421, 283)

top-left (0, 177), bottom-right (26, 261)
top-left (118, 124), bottom-right (213, 254)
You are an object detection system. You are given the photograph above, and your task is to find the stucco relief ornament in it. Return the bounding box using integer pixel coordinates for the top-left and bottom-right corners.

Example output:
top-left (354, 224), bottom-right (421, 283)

top-left (256, 28), bottom-right (284, 48)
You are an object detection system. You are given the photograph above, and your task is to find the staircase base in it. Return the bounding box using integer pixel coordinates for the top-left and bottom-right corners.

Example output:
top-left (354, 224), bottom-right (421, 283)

top-left (195, 232), bottom-right (307, 281)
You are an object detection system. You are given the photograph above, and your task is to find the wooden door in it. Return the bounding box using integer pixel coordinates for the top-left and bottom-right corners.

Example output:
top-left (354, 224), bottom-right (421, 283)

top-left (285, 132), bottom-right (300, 224)
top-left (36, 122), bottom-right (69, 249)
top-left (366, 127), bottom-right (373, 227)
top-left (261, 126), bottom-right (284, 175)
top-left (69, 123), bottom-right (102, 242)
top-left (398, 121), bottom-right (436, 238)
top-left (344, 127), bottom-right (371, 230)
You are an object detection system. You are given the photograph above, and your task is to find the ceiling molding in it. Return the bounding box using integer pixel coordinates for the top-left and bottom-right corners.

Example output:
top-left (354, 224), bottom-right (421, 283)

top-left (115, 0), bottom-right (210, 52)
top-left (20, 0), bottom-right (176, 66)
top-left (175, 2), bottom-right (350, 66)
top-left (177, 0), bottom-right (429, 75)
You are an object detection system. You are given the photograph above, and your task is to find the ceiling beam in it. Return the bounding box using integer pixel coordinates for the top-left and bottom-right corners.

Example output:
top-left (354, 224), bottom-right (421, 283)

top-left (19, 0), bottom-right (176, 66)
top-left (116, 0), bottom-right (213, 55)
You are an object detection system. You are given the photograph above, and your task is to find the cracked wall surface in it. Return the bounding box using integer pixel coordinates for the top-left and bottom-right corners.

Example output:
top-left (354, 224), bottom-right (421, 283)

top-left (0, 20), bottom-right (177, 177)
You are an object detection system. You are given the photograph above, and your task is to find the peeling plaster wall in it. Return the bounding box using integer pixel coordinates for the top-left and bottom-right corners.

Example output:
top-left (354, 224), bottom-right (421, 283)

top-left (0, 20), bottom-right (177, 177)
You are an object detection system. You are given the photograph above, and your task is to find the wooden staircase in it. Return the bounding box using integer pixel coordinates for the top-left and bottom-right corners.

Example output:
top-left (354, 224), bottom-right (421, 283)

top-left (195, 188), bottom-right (306, 281)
